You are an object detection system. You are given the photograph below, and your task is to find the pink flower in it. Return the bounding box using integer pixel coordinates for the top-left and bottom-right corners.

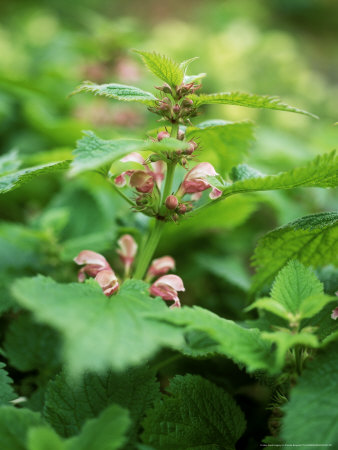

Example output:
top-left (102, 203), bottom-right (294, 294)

top-left (331, 308), bottom-right (338, 320)
top-left (117, 234), bottom-right (138, 274)
top-left (147, 256), bottom-right (175, 280)
top-left (149, 274), bottom-right (185, 308)
top-left (74, 250), bottom-right (119, 296)
top-left (209, 187), bottom-right (222, 199)
top-left (177, 162), bottom-right (218, 198)
top-left (130, 170), bottom-right (154, 193)
top-left (114, 152), bottom-right (165, 190)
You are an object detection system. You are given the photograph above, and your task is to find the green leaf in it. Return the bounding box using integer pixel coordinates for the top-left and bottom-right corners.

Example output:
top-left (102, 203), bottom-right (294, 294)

top-left (248, 261), bottom-right (335, 322)
top-left (186, 120), bottom-right (254, 172)
top-left (142, 374), bottom-right (246, 450)
top-left (189, 91), bottom-right (318, 118)
top-left (0, 160), bottom-right (70, 194)
top-left (0, 363), bottom-right (15, 405)
top-left (134, 50), bottom-right (184, 87)
top-left (147, 306), bottom-right (276, 373)
top-left (217, 150), bottom-right (338, 198)
top-left (65, 404), bottom-right (130, 450)
top-left (28, 426), bottom-right (64, 450)
top-left (251, 212), bottom-right (338, 293)
top-left (72, 82), bottom-right (157, 106)
top-left (28, 405), bottom-right (130, 450)
top-left (70, 131), bottom-right (188, 176)
top-left (282, 343), bottom-right (338, 448)
top-left (0, 150), bottom-right (21, 175)
top-left (262, 331), bottom-right (319, 369)
top-left (11, 277), bottom-right (184, 375)
top-left (44, 366), bottom-right (160, 448)
top-left (4, 314), bottom-right (61, 373)
top-left (0, 407), bottom-right (43, 450)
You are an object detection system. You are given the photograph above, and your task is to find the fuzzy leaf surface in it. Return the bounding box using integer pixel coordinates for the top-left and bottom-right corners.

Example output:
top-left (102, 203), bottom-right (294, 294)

top-left (251, 212), bottom-right (338, 293)
top-left (147, 306), bottom-right (277, 373)
top-left (248, 261), bottom-right (335, 322)
top-left (0, 160), bottom-right (70, 194)
top-left (142, 374), bottom-right (246, 450)
top-left (282, 344), bottom-right (338, 448)
top-left (44, 366), bottom-right (160, 448)
top-left (11, 277), bottom-right (184, 375)
top-left (70, 131), bottom-right (187, 176)
top-left (0, 407), bottom-right (43, 450)
top-left (134, 50), bottom-right (184, 87)
top-left (217, 150), bottom-right (338, 198)
top-left (0, 363), bottom-right (15, 405)
top-left (189, 92), bottom-right (318, 118)
top-left (72, 82), bottom-right (157, 106)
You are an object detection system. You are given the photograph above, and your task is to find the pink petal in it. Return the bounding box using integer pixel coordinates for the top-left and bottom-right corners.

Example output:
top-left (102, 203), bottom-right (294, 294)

top-left (191, 192), bottom-right (203, 201)
top-left (331, 307), bottom-right (338, 320)
top-left (209, 187), bottom-right (222, 199)
top-left (95, 269), bottom-right (119, 296)
top-left (120, 152), bottom-right (146, 165)
top-left (74, 250), bottom-right (109, 269)
top-left (130, 170), bottom-right (154, 193)
top-left (178, 162), bottom-right (218, 196)
top-left (153, 274), bottom-right (185, 292)
top-left (185, 162), bottom-right (217, 181)
top-left (147, 256), bottom-right (175, 279)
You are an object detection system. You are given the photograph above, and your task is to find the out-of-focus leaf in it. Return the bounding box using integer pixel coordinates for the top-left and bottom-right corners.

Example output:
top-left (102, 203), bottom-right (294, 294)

top-left (0, 363), bottom-right (15, 405)
top-left (189, 92), bottom-right (318, 118)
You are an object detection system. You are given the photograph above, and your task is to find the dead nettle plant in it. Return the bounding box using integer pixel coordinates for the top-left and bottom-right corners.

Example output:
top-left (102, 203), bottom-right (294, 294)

top-left (0, 51), bottom-right (337, 449)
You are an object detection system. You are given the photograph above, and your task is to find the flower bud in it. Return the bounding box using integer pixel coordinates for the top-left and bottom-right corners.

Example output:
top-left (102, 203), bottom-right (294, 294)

top-left (185, 140), bottom-right (198, 155)
top-left (182, 98), bottom-right (194, 107)
top-left (177, 129), bottom-right (185, 140)
top-left (130, 170), bottom-right (154, 193)
top-left (155, 83), bottom-right (172, 94)
top-left (165, 195), bottom-right (178, 210)
top-left (173, 104), bottom-right (180, 114)
top-left (177, 203), bottom-right (187, 214)
top-left (157, 131), bottom-right (170, 141)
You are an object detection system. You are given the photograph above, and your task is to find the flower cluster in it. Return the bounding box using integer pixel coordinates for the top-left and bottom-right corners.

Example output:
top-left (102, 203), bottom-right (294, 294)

top-left (113, 134), bottom-right (221, 220)
top-left (74, 235), bottom-right (184, 308)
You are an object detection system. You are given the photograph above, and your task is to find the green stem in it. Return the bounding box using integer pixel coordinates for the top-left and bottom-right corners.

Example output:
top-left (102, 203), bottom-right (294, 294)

top-left (294, 346), bottom-right (303, 375)
top-left (170, 122), bottom-right (179, 138)
top-left (109, 179), bottom-right (135, 206)
top-left (161, 162), bottom-right (176, 206)
top-left (133, 219), bottom-right (164, 280)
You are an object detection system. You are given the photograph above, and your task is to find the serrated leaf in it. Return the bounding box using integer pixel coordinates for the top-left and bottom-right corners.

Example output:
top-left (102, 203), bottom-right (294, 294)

top-left (134, 50), bottom-right (184, 87)
top-left (70, 131), bottom-right (188, 176)
top-left (251, 212), bottom-right (338, 293)
top-left (0, 160), bottom-right (70, 194)
top-left (282, 343), bottom-right (338, 448)
top-left (0, 407), bottom-right (43, 450)
top-left (147, 306), bottom-right (277, 373)
top-left (218, 151), bottom-right (338, 199)
top-left (0, 363), bottom-right (15, 405)
top-left (189, 92), bottom-right (318, 118)
top-left (4, 314), bottom-right (61, 373)
top-left (248, 261), bottom-right (335, 322)
top-left (44, 366), bottom-right (160, 449)
top-left (72, 82), bottom-right (157, 106)
top-left (66, 404), bottom-right (130, 450)
top-left (186, 120), bottom-right (254, 172)
top-left (28, 405), bottom-right (130, 450)
top-left (142, 374), bottom-right (246, 450)
top-left (11, 277), bottom-right (184, 375)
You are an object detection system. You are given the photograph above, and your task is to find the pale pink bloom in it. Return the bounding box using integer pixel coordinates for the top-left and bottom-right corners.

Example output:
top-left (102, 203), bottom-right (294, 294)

top-left (177, 162), bottom-right (218, 197)
top-left (95, 269), bottom-right (119, 296)
top-left (74, 250), bottom-right (119, 296)
top-left (149, 274), bottom-right (185, 308)
top-left (74, 250), bottom-right (111, 281)
top-left (117, 234), bottom-right (138, 274)
top-left (147, 256), bottom-right (175, 280)
top-left (115, 152), bottom-right (165, 190)
top-left (130, 170), bottom-right (154, 193)
top-left (331, 308), bottom-right (338, 320)
top-left (191, 192), bottom-right (203, 201)
top-left (209, 187), bottom-right (222, 199)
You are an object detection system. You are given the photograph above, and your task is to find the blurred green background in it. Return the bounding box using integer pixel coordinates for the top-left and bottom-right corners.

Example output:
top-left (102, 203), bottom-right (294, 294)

top-left (0, 0), bottom-right (337, 318)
